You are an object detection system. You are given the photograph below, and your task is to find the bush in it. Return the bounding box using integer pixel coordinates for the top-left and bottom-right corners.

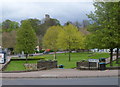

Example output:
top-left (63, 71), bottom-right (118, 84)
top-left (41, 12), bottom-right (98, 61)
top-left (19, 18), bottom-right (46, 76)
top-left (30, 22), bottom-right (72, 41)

top-left (39, 50), bottom-right (45, 53)
top-left (49, 50), bottom-right (54, 52)
top-left (37, 49), bottom-right (60, 53)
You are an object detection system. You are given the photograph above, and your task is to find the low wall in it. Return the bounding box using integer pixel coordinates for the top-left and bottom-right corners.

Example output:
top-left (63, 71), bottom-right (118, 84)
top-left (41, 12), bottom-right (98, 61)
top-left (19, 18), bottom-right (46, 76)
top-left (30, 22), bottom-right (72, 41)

top-left (37, 60), bottom-right (57, 69)
top-left (76, 61), bottom-right (89, 69)
top-left (77, 61), bottom-right (99, 70)
top-left (11, 58), bottom-right (44, 61)
top-left (77, 61), bottom-right (120, 70)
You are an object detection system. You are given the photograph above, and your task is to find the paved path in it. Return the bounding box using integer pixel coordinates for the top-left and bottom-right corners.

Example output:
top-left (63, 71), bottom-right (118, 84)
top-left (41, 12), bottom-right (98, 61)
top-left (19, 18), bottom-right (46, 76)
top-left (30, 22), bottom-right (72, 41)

top-left (1, 69), bottom-right (119, 78)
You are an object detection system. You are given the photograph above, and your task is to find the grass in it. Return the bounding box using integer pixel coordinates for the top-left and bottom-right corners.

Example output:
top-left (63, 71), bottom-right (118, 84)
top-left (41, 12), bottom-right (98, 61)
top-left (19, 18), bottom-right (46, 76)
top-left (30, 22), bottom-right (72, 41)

top-left (4, 60), bottom-right (38, 71)
top-left (4, 52), bottom-right (109, 71)
top-left (106, 58), bottom-right (120, 67)
top-left (41, 52), bottom-right (109, 68)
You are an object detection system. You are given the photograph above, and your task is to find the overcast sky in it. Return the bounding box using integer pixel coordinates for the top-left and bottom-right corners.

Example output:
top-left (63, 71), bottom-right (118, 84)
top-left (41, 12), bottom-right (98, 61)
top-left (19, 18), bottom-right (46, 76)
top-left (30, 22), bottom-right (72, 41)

top-left (1, 0), bottom-right (95, 25)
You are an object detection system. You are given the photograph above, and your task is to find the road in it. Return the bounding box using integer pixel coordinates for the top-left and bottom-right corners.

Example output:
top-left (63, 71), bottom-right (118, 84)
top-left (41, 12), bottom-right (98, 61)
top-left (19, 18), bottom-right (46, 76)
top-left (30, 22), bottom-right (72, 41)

top-left (1, 77), bottom-right (119, 85)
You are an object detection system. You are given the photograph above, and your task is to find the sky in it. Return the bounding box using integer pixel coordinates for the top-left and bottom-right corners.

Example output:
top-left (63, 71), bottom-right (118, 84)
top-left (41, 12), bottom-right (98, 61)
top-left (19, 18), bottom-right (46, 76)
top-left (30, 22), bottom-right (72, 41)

top-left (0, 0), bottom-right (95, 25)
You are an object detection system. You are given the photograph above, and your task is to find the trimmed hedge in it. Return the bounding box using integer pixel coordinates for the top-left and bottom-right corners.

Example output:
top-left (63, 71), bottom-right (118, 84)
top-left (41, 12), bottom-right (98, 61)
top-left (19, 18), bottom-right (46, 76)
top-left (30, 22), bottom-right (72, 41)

top-left (12, 56), bottom-right (45, 60)
top-left (31, 56), bottom-right (45, 59)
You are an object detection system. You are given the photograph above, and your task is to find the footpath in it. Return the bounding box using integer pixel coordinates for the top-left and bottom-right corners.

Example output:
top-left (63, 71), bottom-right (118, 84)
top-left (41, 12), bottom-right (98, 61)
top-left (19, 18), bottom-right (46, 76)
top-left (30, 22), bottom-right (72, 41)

top-left (1, 69), bottom-right (119, 78)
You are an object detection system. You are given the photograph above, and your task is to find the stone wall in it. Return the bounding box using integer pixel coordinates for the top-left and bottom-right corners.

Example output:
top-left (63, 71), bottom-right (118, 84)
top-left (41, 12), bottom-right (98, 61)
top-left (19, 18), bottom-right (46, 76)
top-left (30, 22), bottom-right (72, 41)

top-left (37, 60), bottom-right (57, 69)
top-left (24, 64), bottom-right (37, 70)
top-left (76, 61), bottom-right (98, 70)
top-left (76, 61), bottom-right (89, 69)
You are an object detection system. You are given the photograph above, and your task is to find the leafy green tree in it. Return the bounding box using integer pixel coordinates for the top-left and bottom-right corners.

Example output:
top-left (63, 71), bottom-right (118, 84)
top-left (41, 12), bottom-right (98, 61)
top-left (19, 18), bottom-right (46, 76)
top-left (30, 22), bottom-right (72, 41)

top-left (82, 20), bottom-right (90, 28)
top-left (38, 18), bottom-right (60, 36)
top-left (64, 21), bottom-right (73, 26)
top-left (43, 26), bottom-right (62, 59)
top-left (15, 20), bottom-right (37, 63)
top-left (20, 16), bottom-right (61, 51)
top-left (2, 20), bottom-right (19, 32)
top-left (21, 18), bottom-right (41, 35)
top-left (57, 24), bottom-right (85, 61)
top-left (86, 2), bottom-right (120, 66)
top-left (37, 17), bottom-right (61, 49)
top-left (21, 18), bottom-right (42, 50)
top-left (44, 18), bottom-right (60, 26)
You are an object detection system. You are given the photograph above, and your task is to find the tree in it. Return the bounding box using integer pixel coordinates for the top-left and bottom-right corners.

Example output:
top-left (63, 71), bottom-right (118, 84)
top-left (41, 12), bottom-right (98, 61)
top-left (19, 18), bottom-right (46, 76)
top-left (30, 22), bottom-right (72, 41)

top-left (38, 18), bottom-right (60, 36)
top-left (20, 16), bottom-right (61, 51)
top-left (57, 24), bottom-right (85, 61)
top-left (2, 19), bottom-right (19, 32)
top-left (86, 2), bottom-right (120, 66)
top-left (0, 32), bottom-right (2, 47)
top-left (2, 30), bottom-right (17, 49)
top-left (64, 21), bottom-right (82, 28)
top-left (37, 17), bottom-right (61, 49)
top-left (64, 21), bottom-right (73, 26)
top-left (15, 20), bottom-right (37, 63)
top-left (21, 18), bottom-right (41, 50)
top-left (82, 20), bottom-right (90, 28)
top-left (21, 18), bottom-right (41, 35)
top-left (43, 26), bottom-right (62, 59)
top-left (73, 21), bottom-right (82, 28)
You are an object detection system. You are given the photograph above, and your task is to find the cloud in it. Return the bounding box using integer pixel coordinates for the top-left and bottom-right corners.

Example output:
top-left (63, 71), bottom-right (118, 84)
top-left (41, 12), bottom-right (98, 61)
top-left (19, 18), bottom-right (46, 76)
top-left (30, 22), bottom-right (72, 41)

top-left (1, 1), bottom-right (94, 24)
top-left (2, 0), bottom-right (94, 2)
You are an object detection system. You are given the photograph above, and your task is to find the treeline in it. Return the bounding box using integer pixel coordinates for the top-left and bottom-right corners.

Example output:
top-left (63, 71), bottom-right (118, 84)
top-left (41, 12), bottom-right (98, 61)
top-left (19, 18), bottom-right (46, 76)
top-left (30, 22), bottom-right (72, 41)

top-left (0, 15), bottom-right (89, 49)
top-left (0, 15), bottom-right (61, 49)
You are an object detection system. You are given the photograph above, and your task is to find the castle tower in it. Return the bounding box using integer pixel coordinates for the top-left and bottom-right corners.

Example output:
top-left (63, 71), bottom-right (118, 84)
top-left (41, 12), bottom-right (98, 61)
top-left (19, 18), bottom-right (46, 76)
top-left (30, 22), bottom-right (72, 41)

top-left (45, 14), bottom-right (50, 19)
top-left (41, 14), bottom-right (50, 24)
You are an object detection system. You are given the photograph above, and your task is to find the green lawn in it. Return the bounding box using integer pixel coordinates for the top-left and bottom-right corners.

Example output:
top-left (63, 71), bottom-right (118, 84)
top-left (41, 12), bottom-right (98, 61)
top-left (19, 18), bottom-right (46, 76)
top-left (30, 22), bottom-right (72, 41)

top-left (4, 60), bottom-right (38, 71)
top-left (41, 52), bottom-right (109, 68)
top-left (4, 52), bottom-right (109, 71)
top-left (106, 58), bottom-right (120, 67)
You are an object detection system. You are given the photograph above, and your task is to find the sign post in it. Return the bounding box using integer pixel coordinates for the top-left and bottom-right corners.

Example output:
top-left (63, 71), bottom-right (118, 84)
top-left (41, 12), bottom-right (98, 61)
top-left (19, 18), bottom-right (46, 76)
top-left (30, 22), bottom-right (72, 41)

top-left (88, 59), bottom-right (99, 69)
top-left (0, 53), bottom-right (5, 64)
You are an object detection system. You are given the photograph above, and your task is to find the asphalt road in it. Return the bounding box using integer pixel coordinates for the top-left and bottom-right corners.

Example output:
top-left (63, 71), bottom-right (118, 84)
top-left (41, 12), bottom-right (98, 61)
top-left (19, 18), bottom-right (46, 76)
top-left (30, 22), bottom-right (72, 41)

top-left (1, 77), bottom-right (119, 85)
